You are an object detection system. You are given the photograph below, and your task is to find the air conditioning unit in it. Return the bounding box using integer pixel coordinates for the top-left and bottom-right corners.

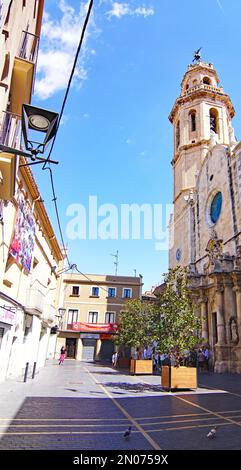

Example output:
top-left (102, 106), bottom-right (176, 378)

top-left (0, 152), bottom-right (17, 200)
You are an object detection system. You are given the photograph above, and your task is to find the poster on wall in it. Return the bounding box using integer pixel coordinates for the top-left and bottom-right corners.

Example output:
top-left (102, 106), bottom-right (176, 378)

top-left (9, 190), bottom-right (36, 273)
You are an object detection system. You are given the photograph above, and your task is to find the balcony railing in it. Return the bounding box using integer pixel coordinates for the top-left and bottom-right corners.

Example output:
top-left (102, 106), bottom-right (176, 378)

top-left (0, 111), bottom-right (21, 148)
top-left (181, 83), bottom-right (224, 98)
top-left (17, 30), bottom-right (40, 64)
top-left (25, 288), bottom-right (45, 314)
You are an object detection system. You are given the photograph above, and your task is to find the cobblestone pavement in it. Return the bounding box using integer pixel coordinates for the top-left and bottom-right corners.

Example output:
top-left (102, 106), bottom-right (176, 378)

top-left (0, 360), bottom-right (241, 450)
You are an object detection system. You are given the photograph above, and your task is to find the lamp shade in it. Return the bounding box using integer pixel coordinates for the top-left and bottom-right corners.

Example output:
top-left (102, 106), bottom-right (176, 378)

top-left (22, 103), bottom-right (59, 152)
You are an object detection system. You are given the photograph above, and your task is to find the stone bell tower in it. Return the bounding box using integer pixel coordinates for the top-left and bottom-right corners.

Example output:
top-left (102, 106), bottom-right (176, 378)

top-left (169, 54), bottom-right (235, 268)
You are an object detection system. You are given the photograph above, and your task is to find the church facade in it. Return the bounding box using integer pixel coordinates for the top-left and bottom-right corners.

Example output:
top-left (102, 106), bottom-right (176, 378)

top-left (169, 58), bottom-right (241, 373)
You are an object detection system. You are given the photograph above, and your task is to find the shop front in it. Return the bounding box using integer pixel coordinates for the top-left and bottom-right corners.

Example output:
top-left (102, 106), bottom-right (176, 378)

top-left (72, 323), bottom-right (118, 362)
top-left (0, 304), bottom-right (17, 381)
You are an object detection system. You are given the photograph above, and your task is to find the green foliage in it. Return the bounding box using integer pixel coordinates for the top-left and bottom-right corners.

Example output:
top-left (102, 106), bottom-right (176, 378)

top-left (155, 266), bottom-right (201, 355)
top-left (115, 299), bottom-right (159, 349)
top-left (115, 267), bottom-right (200, 356)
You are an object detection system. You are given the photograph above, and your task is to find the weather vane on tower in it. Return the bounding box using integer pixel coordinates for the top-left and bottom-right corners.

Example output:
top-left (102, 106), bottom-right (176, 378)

top-left (192, 47), bottom-right (202, 63)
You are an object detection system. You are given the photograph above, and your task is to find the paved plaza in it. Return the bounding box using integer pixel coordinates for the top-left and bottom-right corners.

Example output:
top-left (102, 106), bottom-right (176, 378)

top-left (0, 360), bottom-right (241, 450)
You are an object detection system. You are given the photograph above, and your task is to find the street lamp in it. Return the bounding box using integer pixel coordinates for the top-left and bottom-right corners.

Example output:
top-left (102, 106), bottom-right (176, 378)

top-left (21, 103), bottom-right (59, 156)
top-left (0, 103), bottom-right (59, 199)
top-left (57, 307), bottom-right (66, 330)
top-left (58, 308), bottom-right (66, 317)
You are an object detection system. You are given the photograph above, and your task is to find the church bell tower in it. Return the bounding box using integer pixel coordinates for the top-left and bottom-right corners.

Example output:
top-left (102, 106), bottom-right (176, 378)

top-left (169, 52), bottom-right (235, 268)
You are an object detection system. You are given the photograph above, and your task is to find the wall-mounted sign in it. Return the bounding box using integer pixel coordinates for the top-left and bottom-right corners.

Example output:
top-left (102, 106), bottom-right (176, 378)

top-left (80, 333), bottom-right (100, 339)
top-left (0, 306), bottom-right (15, 325)
top-left (72, 322), bottom-right (119, 333)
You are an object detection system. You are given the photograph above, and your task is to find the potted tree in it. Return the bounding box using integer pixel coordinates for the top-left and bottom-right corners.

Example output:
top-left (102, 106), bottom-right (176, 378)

top-left (115, 300), bottom-right (159, 375)
top-left (155, 267), bottom-right (201, 390)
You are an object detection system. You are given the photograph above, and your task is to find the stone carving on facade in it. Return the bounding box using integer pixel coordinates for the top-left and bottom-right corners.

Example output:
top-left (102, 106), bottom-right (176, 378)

top-left (230, 318), bottom-right (239, 344)
top-left (228, 126), bottom-right (237, 147)
top-left (204, 232), bottom-right (224, 273)
top-left (234, 245), bottom-right (241, 270)
top-left (209, 130), bottom-right (218, 149)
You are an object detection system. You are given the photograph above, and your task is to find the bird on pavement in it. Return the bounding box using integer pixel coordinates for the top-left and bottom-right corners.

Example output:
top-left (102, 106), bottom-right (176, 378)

top-left (206, 426), bottom-right (217, 439)
top-left (123, 426), bottom-right (132, 439)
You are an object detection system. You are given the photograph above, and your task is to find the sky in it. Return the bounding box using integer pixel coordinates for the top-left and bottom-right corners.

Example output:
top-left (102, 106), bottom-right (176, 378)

top-left (31, 0), bottom-right (241, 291)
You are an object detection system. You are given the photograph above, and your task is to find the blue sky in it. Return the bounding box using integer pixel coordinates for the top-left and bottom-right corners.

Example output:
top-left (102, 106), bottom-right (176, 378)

top-left (32, 0), bottom-right (241, 290)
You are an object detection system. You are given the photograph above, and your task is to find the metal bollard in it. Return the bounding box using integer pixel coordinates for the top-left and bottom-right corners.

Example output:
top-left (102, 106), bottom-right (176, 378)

top-left (32, 362), bottom-right (37, 379)
top-left (24, 362), bottom-right (29, 382)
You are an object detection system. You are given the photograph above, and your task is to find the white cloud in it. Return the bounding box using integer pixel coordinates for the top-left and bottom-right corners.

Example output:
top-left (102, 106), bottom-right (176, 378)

top-left (35, 0), bottom-right (154, 100)
top-left (35, 0), bottom-right (99, 100)
top-left (106, 2), bottom-right (154, 19)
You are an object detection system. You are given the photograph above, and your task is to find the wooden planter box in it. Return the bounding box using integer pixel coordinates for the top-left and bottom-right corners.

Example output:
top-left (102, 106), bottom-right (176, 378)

top-left (161, 366), bottom-right (197, 390)
top-left (117, 358), bottom-right (130, 369)
top-left (130, 359), bottom-right (153, 375)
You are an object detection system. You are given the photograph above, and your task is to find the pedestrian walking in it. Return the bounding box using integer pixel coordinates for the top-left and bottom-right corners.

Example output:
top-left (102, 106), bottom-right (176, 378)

top-left (203, 346), bottom-right (210, 371)
top-left (59, 346), bottom-right (66, 365)
top-left (112, 351), bottom-right (118, 367)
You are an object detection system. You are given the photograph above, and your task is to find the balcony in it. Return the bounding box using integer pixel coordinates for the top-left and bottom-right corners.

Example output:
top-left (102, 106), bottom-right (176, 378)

top-left (17, 30), bottom-right (40, 64)
top-left (10, 31), bottom-right (40, 115)
top-left (0, 111), bottom-right (21, 148)
top-left (25, 288), bottom-right (45, 315)
top-left (0, 111), bottom-right (20, 199)
top-left (181, 83), bottom-right (224, 98)
top-left (42, 304), bottom-right (56, 324)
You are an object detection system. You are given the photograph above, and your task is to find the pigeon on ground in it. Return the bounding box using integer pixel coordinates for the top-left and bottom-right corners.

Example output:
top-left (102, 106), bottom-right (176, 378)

top-left (123, 426), bottom-right (132, 439)
top-left (206, 426), bottom-right (217, 439)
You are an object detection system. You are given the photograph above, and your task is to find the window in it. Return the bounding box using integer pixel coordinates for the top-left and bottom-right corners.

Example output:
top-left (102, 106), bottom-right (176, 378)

top-left (23, 326), bottom-right (30, 343)
top-left (0, 327), bottom-right (4, 349)
top-left (33, 0), bottom-right (38, 18)
top-left (108, 287), bottom-right (116, 298)
top-left (210, 108), bottom-right (219, 135)
top-left (91, 286), bottom-right (99, 297)
top-left (176, 121), bottom-right (180, 150)
top-left (105, 312), bottom-right (115, 324)
top-left (88, 311), bottom-right (98, 323)
top-left (210, 192), bottom-right (222, 224)
top-left (1, 52), bottom-right (10, 81)
top-left (0, 2), bottom-right (3, 26)
top-left (203, 76), bottom-right (211, 85)
top-left (72, 286), bottom-right (79, 296)
top-left (22, 0), bottom-right (26, 7)
top-left (67, 309), bottom-right (78, 327)
top-left (123, 288), bottom-right (132, 299)
top-left (4, 0), bottom-right (13, 25)
top-left (189, 111), bottom-right (196, 132)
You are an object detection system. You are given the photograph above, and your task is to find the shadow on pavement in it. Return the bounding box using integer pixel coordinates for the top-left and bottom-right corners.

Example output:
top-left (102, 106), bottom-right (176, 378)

top-left (103, 382), bottom-right (164, 393)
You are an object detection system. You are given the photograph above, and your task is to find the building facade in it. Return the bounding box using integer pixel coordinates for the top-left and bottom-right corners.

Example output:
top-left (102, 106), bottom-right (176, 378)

top-left (169, 57), bottom-right (241, 372)
top-left (56, 273), bottom-right (143, 363)
top-left (0, 0), bottom-right (63, 382)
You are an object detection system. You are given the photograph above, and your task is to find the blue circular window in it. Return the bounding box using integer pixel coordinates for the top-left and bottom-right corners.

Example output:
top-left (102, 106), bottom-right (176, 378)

top-left (176, 248), bottom-right (182, 262)
top-left (210, 192), bottom-right (222, 224)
